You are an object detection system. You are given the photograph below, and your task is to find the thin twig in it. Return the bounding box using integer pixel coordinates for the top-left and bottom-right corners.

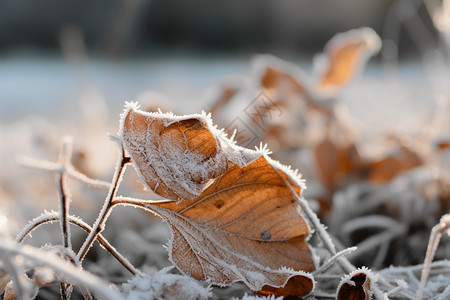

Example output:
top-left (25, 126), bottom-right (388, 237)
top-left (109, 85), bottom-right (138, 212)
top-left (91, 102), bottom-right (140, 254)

top-left (18, 154), bottom-right (110, 189)
top-left (347, 226), bottom-right (405, 260)
top-left (57, 137), bottom-right (74, 300)
top-left (15, 213), bottom-right (141, 276)
top-left (66, 167), bottom-right (110, 189)
top-left (417, 214), bottom-right (450, 300)
top-left (0, 243), bottom-right (122, 300)
top-left (313, 247), bottom-right (357, 275)
top-left (77, 144), bottom-right (129, 263)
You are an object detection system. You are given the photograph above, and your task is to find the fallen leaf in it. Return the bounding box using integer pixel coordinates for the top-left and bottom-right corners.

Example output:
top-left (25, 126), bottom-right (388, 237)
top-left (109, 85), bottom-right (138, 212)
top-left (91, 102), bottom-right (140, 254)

top-left (316, 27), bottom-right (381, 89)
top-left (337, 268), bottom-right (378, 300)
top-left (436, 140), bottom-right (450, 151)
top-left (260, 66), bottom-right (331, 114)
top-left (314, 138), bottom-right (363, 191)
top-left (131, 156), bottom-right (315, 296)
top-left (121, 105), bottom-right (229, 200)
top-left (368, 145), bottom-right (422, 184)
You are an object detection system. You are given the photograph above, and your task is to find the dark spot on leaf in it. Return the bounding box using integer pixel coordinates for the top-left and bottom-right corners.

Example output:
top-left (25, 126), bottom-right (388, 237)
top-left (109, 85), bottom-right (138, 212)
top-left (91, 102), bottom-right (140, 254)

top-left (261, 230), bottom-right (271, 241)
top-left (214, 200), bottom-right (225, 209)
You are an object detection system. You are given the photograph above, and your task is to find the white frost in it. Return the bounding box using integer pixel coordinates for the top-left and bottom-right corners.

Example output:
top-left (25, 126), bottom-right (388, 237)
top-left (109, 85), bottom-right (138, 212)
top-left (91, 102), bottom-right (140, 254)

top-left (118, 271), bottom-right (212, 300)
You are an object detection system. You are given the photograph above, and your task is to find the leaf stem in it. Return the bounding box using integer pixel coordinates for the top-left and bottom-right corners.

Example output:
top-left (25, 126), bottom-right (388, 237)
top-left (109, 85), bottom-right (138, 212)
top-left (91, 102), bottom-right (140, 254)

top-left (77, 145), bottom-right (129, 263)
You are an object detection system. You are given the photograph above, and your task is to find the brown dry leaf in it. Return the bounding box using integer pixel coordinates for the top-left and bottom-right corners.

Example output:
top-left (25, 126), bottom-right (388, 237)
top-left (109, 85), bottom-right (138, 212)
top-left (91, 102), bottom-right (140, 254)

top-left (262, 67), bottom-right (307, 96)
top-left (135, 156), bottom-right (315, 296)
top-left (251, 64), bottom-right (332, 152)
top-left (121, 105), bottom-right (229, 200)
top-left (261, 66), bottom-right (330, 114)
top-left (437, 140), bottom-right (450, 151)
top-left (314, 138), bottom-right (363, 191)
top-left (317, 27), bottom-right (381, 89)
top-left (337, 269), bottom-right (377, 300)
top-left (368, 145), bottom-right (422, 184)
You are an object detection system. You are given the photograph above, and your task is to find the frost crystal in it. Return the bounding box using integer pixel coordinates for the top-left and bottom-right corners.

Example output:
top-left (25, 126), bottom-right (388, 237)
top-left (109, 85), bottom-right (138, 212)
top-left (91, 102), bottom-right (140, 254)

top-left (118, 271), bottom-right (212, 300)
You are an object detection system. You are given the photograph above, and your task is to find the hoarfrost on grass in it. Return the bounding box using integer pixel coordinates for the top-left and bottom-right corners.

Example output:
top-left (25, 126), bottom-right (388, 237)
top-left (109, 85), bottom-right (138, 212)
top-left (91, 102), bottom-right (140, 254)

top-left (231, 293), bottom-right (284, 300)
top-left (118, 271), bottom-right (212, 300)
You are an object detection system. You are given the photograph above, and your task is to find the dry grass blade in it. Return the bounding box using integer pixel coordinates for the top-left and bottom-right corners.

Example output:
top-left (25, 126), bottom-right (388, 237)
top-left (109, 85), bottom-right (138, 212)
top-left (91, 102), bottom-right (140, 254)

top-left (115, 156), bottom-right (315, 297)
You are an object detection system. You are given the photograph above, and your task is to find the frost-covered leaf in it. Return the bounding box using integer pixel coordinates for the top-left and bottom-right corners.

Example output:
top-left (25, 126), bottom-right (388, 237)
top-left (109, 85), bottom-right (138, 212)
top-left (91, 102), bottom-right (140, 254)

top-left (130, 155), bottom-right (315, 297)
top-left (314, 138), bottom-right (363, 192)
top-left (117, 271), bottom-right (212, 300)
top-left (337, 268), bottom-right (379, 300)
top-left (367, 144), bottom-right (422, 184)
top-left (121, 103), bottom-right (229, 200)
top-left (256, 57), bottom-right (331, 114)
top-left (316, 27), bottom-right (381, 89)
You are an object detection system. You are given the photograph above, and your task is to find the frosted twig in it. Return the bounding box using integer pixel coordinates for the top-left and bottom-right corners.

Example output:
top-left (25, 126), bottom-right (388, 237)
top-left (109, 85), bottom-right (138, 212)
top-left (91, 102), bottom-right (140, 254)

top-left (0, 242), bottom-right (122, 300)
top-left (18, 155), bottom-right (110, 189)
top-left (58, 136), bottom-right (73, 251)
top-left (417, 213), bottom-right (450, 300)
top-left (66, 167), bottom-right (110, 189)
top-left (17, 156), bottom-right (61, 172)
top-left (56, 136), bottom-right (75, 300)
top-left (348, 225), bottom-right (405, 260)
top-left (313, 247), bottom-right (357, 275)
top-left (77, 143), bottom-right (130, 263)
top-left (112, 196), bottom-right (168, 206)
top-left (386, 279), bottom-right (408, 297)
top-left (373, 241), bottom-right (390, 269)
top-left (341, 215), bottom-right (402, 235)
top-left (15, 211), bottom-right (141, 276)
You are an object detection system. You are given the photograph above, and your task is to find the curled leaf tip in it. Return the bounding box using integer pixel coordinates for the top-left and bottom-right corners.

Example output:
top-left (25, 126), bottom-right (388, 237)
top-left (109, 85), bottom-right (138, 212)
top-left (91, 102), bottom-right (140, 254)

top-left (121, 106), bottom-right (229, 200)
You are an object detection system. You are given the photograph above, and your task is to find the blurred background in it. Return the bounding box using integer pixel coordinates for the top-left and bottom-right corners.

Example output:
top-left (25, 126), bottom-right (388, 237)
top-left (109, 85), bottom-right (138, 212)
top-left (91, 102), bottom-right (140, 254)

top-left (1, 0), bottom-right (438, 121)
